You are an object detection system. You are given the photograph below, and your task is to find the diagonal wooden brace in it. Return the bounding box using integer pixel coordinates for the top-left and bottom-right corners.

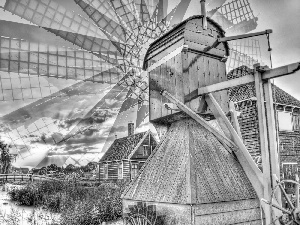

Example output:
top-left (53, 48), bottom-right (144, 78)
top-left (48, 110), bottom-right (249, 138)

top-left (205, 93), bottom-right (264, 199)
top-left (160, 90), bottom-right (236, 153)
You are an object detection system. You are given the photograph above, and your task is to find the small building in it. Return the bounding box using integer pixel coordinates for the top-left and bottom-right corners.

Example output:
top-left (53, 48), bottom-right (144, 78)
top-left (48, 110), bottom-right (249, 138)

top-left (99, 130), bottom-right (157, 182)
top-left (229, 66), bottom-right (300, 187)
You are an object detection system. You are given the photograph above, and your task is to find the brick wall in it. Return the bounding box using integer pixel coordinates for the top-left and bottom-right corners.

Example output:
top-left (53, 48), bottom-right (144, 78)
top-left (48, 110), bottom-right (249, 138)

top-left (236, 100), bottom-right (300, 176)
top-left (235, 99), bottom-right (260, 158)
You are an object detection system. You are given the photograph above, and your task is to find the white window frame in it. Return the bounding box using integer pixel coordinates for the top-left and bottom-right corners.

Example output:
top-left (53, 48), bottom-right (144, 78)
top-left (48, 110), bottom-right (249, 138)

top-left (143, 145), bottom-right (149, 156)
top-left (278, 111), bottom-right (293, 132)
top-left (118, 163), bottom-right (123, 179)
top-left (104, 164), bottom-right (108, 179)
top-left (282, 162), bottom-right (298, 179)
top-left (131, 163), bottom-right (138, 179)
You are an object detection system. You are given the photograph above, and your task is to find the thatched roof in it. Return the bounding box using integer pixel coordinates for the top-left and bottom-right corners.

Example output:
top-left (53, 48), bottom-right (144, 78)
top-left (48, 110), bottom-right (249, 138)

top-left (100, 132), bottom-right (147, 162)
top-left (228, 66), bottom-right (300, 107)
top-left (122, 118), bottom-right (257, 204)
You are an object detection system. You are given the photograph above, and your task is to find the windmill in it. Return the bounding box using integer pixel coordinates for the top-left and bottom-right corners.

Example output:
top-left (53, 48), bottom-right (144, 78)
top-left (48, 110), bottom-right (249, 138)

top-left (0, 0), bottom-right (262, 167)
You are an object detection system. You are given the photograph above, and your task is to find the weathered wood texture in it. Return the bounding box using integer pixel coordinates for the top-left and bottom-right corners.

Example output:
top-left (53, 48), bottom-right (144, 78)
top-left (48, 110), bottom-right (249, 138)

top-left (123, 199), bottom-right (261, 225)
top-left (123, 118), bottom-right (257, 204)
top-left (99, 132), bottom-right (157, 181)
top-left (194, 199), bottom-right (261, 225)
top-left (145, 16), bottom-right (229, 124)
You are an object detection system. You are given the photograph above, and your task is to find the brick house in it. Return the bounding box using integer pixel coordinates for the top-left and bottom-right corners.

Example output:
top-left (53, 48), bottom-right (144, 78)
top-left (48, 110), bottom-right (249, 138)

top-left (98, 129), bottom-right (157, 182)
top-left (229, 66), bottom-right (300, 184)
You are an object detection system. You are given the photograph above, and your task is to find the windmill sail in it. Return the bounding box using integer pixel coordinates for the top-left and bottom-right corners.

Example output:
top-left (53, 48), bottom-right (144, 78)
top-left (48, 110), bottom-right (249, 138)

top-left (209, 0), bottom-right (258, 35)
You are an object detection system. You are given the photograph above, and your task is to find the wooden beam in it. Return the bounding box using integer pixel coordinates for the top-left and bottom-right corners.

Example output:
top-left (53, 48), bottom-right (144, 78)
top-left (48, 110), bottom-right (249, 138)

top-left (218, 29), bottom-right (272, 43)
top-left (185, 62), bottom-right (300, 104)
top-left (254, 66), bottom-right (273, 225)
top-left (161, 90), bottom-right (237, 151)
top-left (185, 75), bottom-right (255, 103)
top-left (263, 80), bottom-right (281, 203)
top-left (206, 93), bottom-right (264, 199)
top-left (262, 62), bottom-right (300, 80)
top-left (146, 46), bottom-right (183, 72)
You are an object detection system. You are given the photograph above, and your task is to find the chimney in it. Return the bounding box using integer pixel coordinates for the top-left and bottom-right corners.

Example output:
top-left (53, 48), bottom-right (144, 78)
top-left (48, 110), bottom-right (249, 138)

top-left (128, 122), bottom-right (135, 136)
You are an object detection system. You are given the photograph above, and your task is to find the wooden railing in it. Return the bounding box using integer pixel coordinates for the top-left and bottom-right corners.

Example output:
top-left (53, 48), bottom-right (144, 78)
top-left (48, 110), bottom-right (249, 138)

top-left (0, 174), bottom-right (61, 182)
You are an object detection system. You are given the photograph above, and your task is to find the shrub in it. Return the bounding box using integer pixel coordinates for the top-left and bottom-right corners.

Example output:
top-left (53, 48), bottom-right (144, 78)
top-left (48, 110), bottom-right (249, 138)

top-left (8, 179), bottom-right (130, 223)
top-left (8, 184), bottom-right (39, 206)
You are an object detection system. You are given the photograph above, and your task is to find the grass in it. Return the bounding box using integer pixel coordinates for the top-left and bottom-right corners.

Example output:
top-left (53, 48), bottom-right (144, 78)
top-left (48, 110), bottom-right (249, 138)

top-left (7, 179), bottom-right (128, 224)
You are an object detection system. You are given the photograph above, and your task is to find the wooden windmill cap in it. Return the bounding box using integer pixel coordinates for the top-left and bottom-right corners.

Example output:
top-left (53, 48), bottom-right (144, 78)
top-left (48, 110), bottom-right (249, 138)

top-left (143, 15), bottom-right (230, 71)
top-left (122, 118), bottom-right (257, 204)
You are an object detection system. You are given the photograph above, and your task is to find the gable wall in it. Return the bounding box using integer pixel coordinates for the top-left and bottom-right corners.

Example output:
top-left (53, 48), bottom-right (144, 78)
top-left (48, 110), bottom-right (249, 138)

top-left (235, 100), bottom-right (300, 176)
top-left (131, 134), bottom-right (157, 160)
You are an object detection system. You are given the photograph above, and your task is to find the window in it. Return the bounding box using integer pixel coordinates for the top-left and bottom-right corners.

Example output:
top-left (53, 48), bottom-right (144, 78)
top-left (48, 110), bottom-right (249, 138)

top-left (292, 114), bottom-right (300, 131)
top-left (282, 162), bottom-right (298, 194)
top-left (118, 163), bottom-right (123, 179)
top-left (131, 163), bottom-right (138, 179)
top-left (104, 164), bottom-right (108, 179)
top-left (143, 145), bottom-right (149, 156)
top-left (278, 111), bottom-right (293, 131)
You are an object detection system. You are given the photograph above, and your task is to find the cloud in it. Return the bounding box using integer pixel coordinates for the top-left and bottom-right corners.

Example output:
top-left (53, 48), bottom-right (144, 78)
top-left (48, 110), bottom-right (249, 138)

top-left (48, 146), bottom-right (100, 156)
top-left (109, 125), bottom-right (127, 133)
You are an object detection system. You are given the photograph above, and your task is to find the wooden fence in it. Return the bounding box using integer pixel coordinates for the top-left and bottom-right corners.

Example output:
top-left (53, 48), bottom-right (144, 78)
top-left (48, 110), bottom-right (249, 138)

top-left (0, 174), bottom-right (61, 182)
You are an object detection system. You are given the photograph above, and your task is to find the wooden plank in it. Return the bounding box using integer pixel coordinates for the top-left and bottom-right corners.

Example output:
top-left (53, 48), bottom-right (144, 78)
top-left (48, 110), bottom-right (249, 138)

top-left (253, 68), bottom-right (273, 224)
top-left (184, 74), bottom-right (255, 103)
top-left (175, 53), bottom-right (184, 101)
top-left (189, 52), bottom-right (199, 112)
top-left (161, 89), bottom-right (236, 151)
top-left (147, 45), bottom-right (183, 72)
top-left (149, 66), bottom-right (162, 121)
top-left (185, 40), bottom-right (224, 59)
top-left (182, 51), bottom-right (190, 108)
top-left (263, 80), bottom-right (281, 203)
top-left (218, 29), bottom-right (272, 43)
top-left (205, 93), bottom-right (264, 200)
top-left (218, 60), bottom-right (229, 113)
top-left (161, 62), bottom-right (168, 117)
top-left (262, 62), bottom-right (300, 80)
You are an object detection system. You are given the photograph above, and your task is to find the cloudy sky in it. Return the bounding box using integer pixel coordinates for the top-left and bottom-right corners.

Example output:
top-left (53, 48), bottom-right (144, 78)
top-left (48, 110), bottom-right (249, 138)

top-left (0, 0), bottom-right (299, 168)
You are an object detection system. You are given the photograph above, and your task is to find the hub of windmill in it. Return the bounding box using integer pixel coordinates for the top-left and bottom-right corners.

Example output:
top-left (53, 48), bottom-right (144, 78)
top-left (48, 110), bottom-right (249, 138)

top-left (122, 16), bottom-right (262, 224)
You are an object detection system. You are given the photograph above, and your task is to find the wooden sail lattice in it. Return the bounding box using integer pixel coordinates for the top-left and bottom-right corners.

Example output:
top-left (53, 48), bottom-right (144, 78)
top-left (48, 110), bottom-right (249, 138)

top-left (0, 0), bottom-right (221, 166)
top-left (210, 0), bottom-right (258, 34)
top-left (226, 38), bottom-right (262, 73)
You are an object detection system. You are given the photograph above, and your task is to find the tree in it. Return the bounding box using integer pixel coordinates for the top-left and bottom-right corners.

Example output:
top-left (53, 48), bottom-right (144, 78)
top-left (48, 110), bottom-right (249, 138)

top-left (0, 140), bottom-right (12, 174)
top-left (47, 164), bottom-right (59, 172)
top-left (39, 167), bottom-right (47, 175)
top-left (65, 164), bottom-right (76, 173)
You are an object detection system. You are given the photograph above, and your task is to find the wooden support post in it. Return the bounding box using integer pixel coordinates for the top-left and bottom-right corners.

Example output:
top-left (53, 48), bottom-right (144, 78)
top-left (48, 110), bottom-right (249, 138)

top-left (295, 174), bottom-right (299, 208)
top-left (263, 80), bottom-right (281, 204)
top-left (206, 94), bottom-right (264, 199)
top-left (254, 64), bottom-right (275, 224)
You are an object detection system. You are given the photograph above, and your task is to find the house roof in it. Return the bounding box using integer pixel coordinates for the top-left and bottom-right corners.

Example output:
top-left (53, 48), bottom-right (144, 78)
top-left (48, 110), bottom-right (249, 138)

top-left (122, 118), bottom-right (257, 204)
top-left (100, 132), bottom-right (148, 162)
top-left (228, 66), bottom-right (300, 107)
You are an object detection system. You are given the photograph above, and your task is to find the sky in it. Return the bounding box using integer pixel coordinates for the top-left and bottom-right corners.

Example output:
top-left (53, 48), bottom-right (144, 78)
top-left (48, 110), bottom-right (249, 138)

top-left (0, 0), bottom-right (299, 168)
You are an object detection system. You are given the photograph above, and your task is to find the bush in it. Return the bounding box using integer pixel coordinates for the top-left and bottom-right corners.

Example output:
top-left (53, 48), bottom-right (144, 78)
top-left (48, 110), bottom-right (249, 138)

top-left (8, 179), bottom-right (129, 223)
top-left (8, 184), bottom-right (38, 206)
